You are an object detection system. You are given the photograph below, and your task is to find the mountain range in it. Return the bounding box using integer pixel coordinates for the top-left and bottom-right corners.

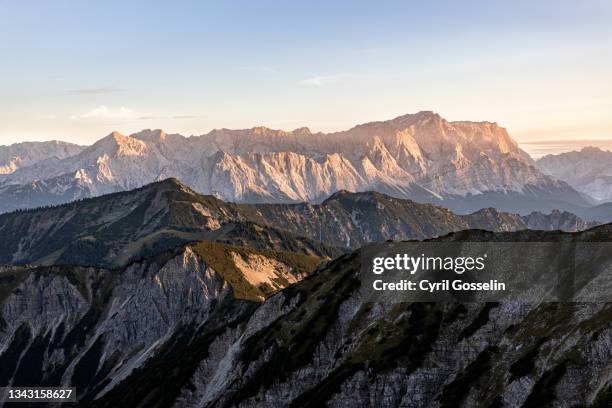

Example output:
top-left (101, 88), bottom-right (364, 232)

top-left (1, 113), bottom-right (611, 407)
top-left (1, 222), bottom-right (610, 407)
top-left (537, 147), bottom-right (612, 202)
top-left (0, 140), bottom-right (83, 175)
top-left (0, 111), bottom-right (597, 217)
top-left (0, 178), bottom-right (597, 268)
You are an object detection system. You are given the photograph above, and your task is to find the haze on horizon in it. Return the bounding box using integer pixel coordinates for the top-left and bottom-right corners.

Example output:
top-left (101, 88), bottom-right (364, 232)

top-left (1, 0), bottom-right (611, 149)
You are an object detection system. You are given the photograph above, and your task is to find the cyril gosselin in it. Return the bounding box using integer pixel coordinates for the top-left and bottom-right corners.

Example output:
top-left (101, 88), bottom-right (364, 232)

top-left (370, 252), bottom-right (507, 293)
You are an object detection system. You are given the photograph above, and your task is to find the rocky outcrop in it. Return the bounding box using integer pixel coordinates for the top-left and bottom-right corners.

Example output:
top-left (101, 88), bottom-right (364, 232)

top-left (523, 209), bottom-right (600, 231)
top-left (0, 112), bottom-right (592, 213)
top-left (0, 241), bottom-right (321, 402)
top-left (0, 228), bottom-right (610, 407)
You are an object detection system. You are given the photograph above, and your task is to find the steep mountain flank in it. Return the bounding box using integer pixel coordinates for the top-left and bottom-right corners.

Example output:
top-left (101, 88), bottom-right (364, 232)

top-left (0, 240), bottom-right (322, 402)
top-left (0, 179), bottom-right (596, 268)
top-left (0, 112), bottom-right (593, 214)
top-left (0, 179), bottom-right (338, 267)
top-left (0, 227), bottom-right (610, 407)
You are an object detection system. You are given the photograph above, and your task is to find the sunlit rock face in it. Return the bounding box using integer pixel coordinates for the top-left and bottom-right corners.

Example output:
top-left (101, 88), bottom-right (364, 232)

top-left (0, 141), bottom-right (83, 175)
top-left (0, 112), bottom-right (592, 213)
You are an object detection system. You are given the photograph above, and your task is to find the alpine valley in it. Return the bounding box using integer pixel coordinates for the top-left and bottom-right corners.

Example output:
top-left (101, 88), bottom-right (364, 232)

top-left (0, 112), bottom-right (611, 408)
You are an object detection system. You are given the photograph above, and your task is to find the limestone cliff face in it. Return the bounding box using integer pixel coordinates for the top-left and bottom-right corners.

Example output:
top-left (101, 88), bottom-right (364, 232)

top-left (1, 228), bottom-right (610, 407)
top-left (0, 112), bottom-right (592, 213)
top-left (0, 248), bottom-right (232, 397)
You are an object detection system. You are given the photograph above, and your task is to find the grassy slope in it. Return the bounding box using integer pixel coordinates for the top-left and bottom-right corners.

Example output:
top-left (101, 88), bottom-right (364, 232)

top-left (190, 241), bottom-right (323, 301)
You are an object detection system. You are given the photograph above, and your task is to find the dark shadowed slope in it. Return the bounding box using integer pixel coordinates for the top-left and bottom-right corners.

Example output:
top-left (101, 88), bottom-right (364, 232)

top-left (0, 225), bottom-right (610, 407)
top-left (0, 178), bottom-right (598, 268)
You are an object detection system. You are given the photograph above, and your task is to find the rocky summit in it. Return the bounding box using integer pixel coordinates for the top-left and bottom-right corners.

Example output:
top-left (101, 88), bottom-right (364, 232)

top-left (0, 112), bottom-right (594, 215)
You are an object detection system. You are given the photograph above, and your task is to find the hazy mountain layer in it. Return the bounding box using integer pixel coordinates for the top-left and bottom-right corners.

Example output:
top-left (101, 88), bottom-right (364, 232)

top-left (0, 140), bottom-right (83, 175)
top-left (0, 112), bottom-right (593, 214)
top-left (0, 178), bottom-right (596, 268)
top-left (0, 227), bottom-right (610, 407)
top-left (538, 147), bottom-right (612, 202)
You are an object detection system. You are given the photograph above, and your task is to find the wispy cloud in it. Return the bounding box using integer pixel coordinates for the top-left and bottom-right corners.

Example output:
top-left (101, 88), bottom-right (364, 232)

top-left (67, 87), bottom-right (124, 95)
top-left (77, 106), bottom-right (137, 119)
top-left (296, 74), bottom-right (349, 87)
top-left (73, 106), bottom-right (201, 121)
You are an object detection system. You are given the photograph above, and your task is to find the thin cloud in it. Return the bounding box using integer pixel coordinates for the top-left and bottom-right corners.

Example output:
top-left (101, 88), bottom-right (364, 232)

top-left (67, 87), bottom-right (124, 95)
top-left (296, 74), bottom-right (349, 87)
top-left (74, 106), bottom-right (201, 121)
top-left (78, 106), bottom-right (137, 119)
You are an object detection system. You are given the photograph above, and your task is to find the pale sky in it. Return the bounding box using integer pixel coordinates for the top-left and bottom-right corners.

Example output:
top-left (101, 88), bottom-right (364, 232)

top-left (1, 0), bottom-right (611, 146)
